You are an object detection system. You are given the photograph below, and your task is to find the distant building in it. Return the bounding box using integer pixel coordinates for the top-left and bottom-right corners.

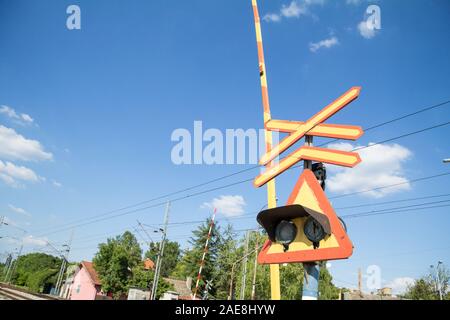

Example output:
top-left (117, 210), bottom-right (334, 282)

top-left (160, 291), bottom-right (180, 300)
top-left (342, 288), bottom-right (400, 300)
top-left (60, 264), bottom-right (80, 299)
top-left (163, 277), bottom-right (195, 300)
top-left (143, 258), bottom-right (155, 270)
top-left (377, 287), bottom-right (393, 296)
top-left (69, 261), bottom-right (110, 300)
top-left (128, 287), bottom-right (150, 300)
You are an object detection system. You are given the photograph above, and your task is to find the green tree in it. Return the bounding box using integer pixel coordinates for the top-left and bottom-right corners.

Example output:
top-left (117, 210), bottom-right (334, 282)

top-left (318, 264), bottom-right (340, 300)
top-left (129, 265), bottom-right (174, 299)
top-left (231, 232), bottom-right (340, 300)
top-left (403, 264), bottom-right (449, 300)
top-left (403, 278), bottom-right (436, 300)
top-left (93, 231), bottom-right (142, 299)
top-left (145, 240), bottom-right (180, 277)
top-left (213, 224), bottom-right (240, 299)
top-left (171, 218), bottom-right (220, 296)
top-left (233, 231), bottom-right (270, 300)
top-left (10, 253), bottom-right (62, 293)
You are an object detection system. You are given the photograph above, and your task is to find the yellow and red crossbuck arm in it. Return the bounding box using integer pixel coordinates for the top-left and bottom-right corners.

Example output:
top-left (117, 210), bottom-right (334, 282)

top-left (266, 120), bottom-right (363, 140)
top-left (254, 146), bottom-right (361, 187)
top-left (259, 87), bottom-right (361, 166)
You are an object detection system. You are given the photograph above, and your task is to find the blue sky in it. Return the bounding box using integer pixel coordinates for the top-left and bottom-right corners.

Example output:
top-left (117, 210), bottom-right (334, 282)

top-left (1, 0), bottom-right (449, 294)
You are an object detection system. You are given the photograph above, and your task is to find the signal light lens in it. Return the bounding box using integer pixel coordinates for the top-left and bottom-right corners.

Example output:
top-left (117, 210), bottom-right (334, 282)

top-left (303, 216), bottom-right (326, 244)
top-left (275, 220), bottom-right (297, 250)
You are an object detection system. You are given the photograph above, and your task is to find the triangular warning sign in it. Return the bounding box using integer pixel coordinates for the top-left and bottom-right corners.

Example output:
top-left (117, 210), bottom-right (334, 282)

top-left (258, 169), bottom-right (353, 264)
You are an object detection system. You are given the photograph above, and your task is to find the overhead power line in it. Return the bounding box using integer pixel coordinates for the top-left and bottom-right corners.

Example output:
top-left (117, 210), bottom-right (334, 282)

top-left (330, 172), bottom-right (450, 200)
top-left (49, 189), bottom-right (450, 250)
top-left (32, 103), bottom-right (450, 236)
top-left (68, 198), bottom-right (450, 252)
top-left (353, 121), bottom-right (450, 152)
top-left (342, 204), bottom-right (450, 220)
top-left (340, 199), bottom-right (450, 218)
top-left (317, 99), bottom-right (450, 148)
top-left (36, 168), bottom-right (450, 238)
top-left (335, 193), bottom-right (450, 210)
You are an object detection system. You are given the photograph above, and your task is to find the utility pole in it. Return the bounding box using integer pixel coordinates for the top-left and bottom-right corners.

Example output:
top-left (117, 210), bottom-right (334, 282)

top-left (150, 202), bottom-right (170, 300)
top-left (240, 231), bottom-right (250, 300)
top-left (55, 230), bottom-right (74, 295)
top-left (358, 268), bottom-right (363, 297)
top-left (3, 252), bottom-right (13, 281)
top-left (7, 244), bottom-right (23, 284)
top-left (228, 243), bottom-right (262, 300)
top-left (431, 262), bottom-right (443, 300)
top-left (251, 235), bottom-right (259, 300)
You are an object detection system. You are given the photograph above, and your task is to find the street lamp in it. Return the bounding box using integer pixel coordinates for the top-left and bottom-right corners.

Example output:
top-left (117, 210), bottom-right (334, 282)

top-left (443, 159), bottom-right (450, 163)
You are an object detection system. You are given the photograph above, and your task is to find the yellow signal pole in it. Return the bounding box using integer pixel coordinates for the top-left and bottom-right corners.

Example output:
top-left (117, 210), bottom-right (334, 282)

top-left (251, 0), bottom-right (280, 300)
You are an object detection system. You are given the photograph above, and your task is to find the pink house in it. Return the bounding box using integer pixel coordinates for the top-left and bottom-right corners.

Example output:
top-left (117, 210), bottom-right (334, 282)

top-left (70, 261), bottom-right (107, 300)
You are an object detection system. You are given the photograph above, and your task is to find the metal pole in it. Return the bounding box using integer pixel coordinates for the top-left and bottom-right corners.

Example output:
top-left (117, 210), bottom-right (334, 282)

top-left (302, 263), bottom-right (320, 300)
top-left (358, 268), bottom-right (362, 294)
top-left (228, 263), bottom-right (237, 300)
top-left (301, 135), bottom-right (320, 300)
top-left (55, 259), bottom-right (66, 294)
top-left (7, 244), bottom-right (23, 284)
top-left (55, 230), bottom-right (74, 295)
top-left (3, 253), bottom-right (13, 282)
top-left (240, 231), bottom-right (250, 300)
top-left (228, 241), bottom-right (262, 300)
top-left (150, 201), bottom-right (170, 300)
top-left (251, 235), bottom-right (259, 300)
top-left (436, 262), bottom-right (443, 300)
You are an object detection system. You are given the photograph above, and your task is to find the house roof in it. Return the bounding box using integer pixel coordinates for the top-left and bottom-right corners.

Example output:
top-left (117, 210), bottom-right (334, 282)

top-left (164, 278), bottom-right (192, 298)
top-left (80, 261), bottom-right (101, 286)
top-left (143, 258), bottom-right (155, 270)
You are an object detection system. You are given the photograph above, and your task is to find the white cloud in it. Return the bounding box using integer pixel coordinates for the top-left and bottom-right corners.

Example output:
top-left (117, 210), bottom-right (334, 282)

top-left (22, 235), bottom-right (48, 247)
top-left (386, 277), bottom-right (415, 295)
top-left (264, 0), bottom-right (324, 22)
top-left (0, 125), bottom-right (53, 162)
top-left (0, 160), bottom-right (42, 187)
top-left (202, 195), bottom-right (246, 217)
top-left (8, 204), bottom-right (31, 218)
top-left (326, 143), bottom-right (412, 198)
top-left (263, 13), bottom-right (281, 22)
top-left (52, 180), bottom-right (62, 188)
top-left (309, 36), bottom-right (339, 52)
top-left (281, 1), bottom-right (306, 18)
top-left (0, 105), bottom-right (34, 124)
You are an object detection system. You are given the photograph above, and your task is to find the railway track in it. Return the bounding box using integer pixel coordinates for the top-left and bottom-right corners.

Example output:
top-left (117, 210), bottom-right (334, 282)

top-left (0, 284), bottom-right (58, 300)
top-left (0, 288), bottom-right (27, 300)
